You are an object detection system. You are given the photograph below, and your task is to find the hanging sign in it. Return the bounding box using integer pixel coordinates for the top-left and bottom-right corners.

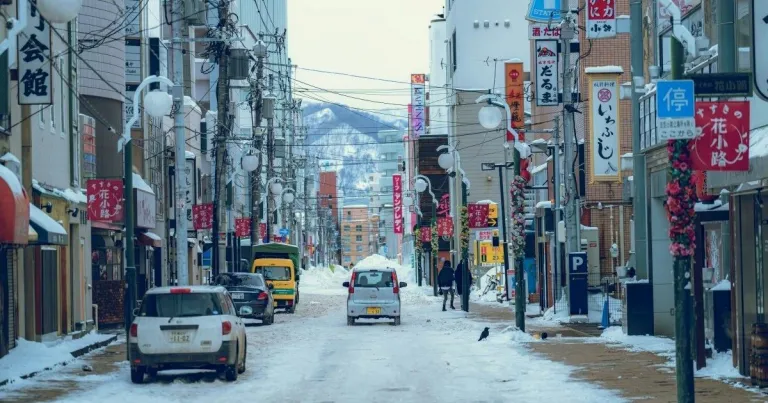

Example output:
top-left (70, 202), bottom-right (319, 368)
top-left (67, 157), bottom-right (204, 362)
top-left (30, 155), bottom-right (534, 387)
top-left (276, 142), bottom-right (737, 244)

top-left (18, 0), bottom-right (52, 105)
top-left (467, 203), bottom-right (490, 229)
top-left (260, 223), bottom-right (267, 240)
top-left (691, 101), bottom-right (750, 172)
top-left (505, 62), bottom-right (525, 129)
top-left (588, 74), bottom-right (621, 182)
top-left (410, 74), bottom-right (426, 138)
top-left (393, 174), bottom-right (403, 234)
top-left (753, 0), bottom-right (768, 101)
top-left (535, 40), bottom-right (559, 106)
top-left (437, 216), bottom-right (453, 237)
top-left (87, 179), bottom-right (125, 222)
top-left (586, 0), bottom-right (617, 38)
top-left (420, 226), bottom-right (432, 243)
top-left (192, 203), bottom-right (213, 230)
top-left (185, 157), bottom-right (197, 228)
top-left (235, 218), bottom-right (251, 238)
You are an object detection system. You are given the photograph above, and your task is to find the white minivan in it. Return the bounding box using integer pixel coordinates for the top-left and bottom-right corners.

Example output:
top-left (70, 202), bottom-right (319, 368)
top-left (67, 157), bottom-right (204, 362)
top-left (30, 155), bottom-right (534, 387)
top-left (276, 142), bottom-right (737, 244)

top-left (343, 267), bottom-right (407, 326)
top-left (128, 286), bottom-right (247, 383)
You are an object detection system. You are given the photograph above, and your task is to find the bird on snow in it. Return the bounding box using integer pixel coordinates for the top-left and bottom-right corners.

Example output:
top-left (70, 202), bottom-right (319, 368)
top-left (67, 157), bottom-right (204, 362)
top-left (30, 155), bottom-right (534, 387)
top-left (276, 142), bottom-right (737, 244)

top-left (478, 327), bottom-right (490, 341)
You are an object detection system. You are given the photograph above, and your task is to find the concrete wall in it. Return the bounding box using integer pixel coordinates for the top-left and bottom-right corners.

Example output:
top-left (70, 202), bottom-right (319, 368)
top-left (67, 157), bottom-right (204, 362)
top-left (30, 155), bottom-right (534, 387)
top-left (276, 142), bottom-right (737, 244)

top-left (78, 0), bottom-right (125, 102)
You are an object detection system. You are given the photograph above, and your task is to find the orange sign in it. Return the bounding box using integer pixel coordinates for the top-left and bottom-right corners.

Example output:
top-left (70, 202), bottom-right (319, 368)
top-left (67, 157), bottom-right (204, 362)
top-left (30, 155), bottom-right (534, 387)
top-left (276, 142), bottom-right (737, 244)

top-left (505, 62), bottom-right (525, 130)
top-left (411, 74), bottom-right (426, 84)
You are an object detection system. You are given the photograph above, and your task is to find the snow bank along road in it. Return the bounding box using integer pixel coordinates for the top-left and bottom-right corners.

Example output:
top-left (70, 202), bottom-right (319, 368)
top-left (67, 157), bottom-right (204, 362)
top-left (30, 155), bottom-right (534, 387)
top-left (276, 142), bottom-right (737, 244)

top-left (1, 286), bottom-right (625, 403)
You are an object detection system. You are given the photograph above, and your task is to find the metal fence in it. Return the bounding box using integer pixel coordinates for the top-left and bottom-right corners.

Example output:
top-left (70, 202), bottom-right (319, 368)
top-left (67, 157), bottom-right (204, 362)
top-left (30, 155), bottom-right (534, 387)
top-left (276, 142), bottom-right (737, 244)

top-left (587, 273), bottom-right (623, 325)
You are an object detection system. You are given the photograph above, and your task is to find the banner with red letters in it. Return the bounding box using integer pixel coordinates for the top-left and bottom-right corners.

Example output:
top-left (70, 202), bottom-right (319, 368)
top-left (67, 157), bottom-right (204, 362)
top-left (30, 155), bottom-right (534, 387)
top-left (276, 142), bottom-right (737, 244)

top-left (87, 179), bottom-right (124, 222)
top-left (235, 218), bottom-right (251, 238)
top-left (192, 203), bottom-right (214, 230)
top-left (437, 216), bottom-right (454, 237)
top-left (420, 226), bottom-right (432, 242)
top-left (691, 101), bottom-right (750, 172)
top-left (467, 203), bottom-right (490, 229)
top-left (260, 223), bottom-right (267, 240)
top-left (393, 174), bottom-right (403, 234)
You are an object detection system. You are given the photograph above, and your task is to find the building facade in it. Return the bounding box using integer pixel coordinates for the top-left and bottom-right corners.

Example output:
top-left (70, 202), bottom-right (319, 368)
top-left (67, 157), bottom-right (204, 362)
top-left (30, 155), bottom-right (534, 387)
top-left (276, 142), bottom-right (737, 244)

top-left (340, 206), bottom-right (371, 266)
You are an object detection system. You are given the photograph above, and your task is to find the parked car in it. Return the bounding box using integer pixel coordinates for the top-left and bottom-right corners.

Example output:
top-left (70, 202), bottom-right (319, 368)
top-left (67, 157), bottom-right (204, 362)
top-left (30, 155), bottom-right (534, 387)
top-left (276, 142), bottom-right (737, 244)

top-left (343, 267), bottom-right (407, 326)
top-left (128, 286), bottom-right (248, 383)
top-left (215, 272), bottom-right (275, 325)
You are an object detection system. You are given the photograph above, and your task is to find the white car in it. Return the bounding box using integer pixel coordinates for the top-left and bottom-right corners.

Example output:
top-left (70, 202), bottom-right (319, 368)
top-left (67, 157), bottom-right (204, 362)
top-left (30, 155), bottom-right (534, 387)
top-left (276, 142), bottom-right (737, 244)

top-left (128, 286), bottom-right (248, 383)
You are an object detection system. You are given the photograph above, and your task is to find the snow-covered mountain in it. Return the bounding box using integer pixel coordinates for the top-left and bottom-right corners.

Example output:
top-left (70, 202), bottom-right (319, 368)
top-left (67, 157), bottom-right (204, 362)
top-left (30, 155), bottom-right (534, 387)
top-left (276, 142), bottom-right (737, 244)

top-left (302, 101), bottom-right (407, 206)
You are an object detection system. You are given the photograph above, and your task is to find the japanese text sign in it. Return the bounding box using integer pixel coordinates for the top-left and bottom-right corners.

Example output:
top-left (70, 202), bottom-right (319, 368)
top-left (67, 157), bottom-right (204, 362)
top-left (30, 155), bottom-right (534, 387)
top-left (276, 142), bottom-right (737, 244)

top-left (410, 74), bottom-right (426, 138)
top-left (393, 175), bottom-right (403, 234)
top-left (588, 74), bottom-right (621, 182)
top-left (420, 226), bottom-right (432, 243)
top-left (505, 62), bottom-right (525, 129)
top-left (87, 179), bottom-right (124, 222)
top-left (586, 0), bottom-right (616, 39)
top-left (529, 23), bottom-right (561, 39)
top-left (235, 218), bottom-right (251, 238)
top-left (467, 203), bottom-right (490, 229)
top-left (18, 0), bottom-right (52, 105)
top-left (260, 223), bottom-right (267, 240)
top-left (437, 216), bottom-right (453, 237)
top-left (476, 241), bottom-right (503, 265)
top-left (691, 101), bottom-right (750, 172)
top-left (475, 230), bottom-right (493, 241)
top-left (535, 40), bottom-right (559, 106)
top-left (185, 158), bottom-right (197, 228)
top-left (656, 79), bottom-right (697, 140)
top-left (192, 203), bottom-right (213, 230)
top-left (437, 193), bottom-right (451, 217)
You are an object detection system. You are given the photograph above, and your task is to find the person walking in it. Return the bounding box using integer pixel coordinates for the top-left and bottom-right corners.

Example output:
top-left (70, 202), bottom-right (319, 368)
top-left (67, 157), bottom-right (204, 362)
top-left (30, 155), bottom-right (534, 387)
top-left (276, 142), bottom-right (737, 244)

top-left (438, 260), bottom-right (455, 311)
top-left (455, 260), bottom-right (472, 296)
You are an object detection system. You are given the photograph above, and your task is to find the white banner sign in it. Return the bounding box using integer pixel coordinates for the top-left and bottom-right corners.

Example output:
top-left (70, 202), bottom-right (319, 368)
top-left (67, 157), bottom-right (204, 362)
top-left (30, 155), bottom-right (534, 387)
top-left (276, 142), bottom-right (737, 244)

top-left (125, 39), bottom-right (141, 83)
top-left (18, 0), bottom-right (52, 105)
top-left (535, 40), bottom-right (559, 106)
top-left (589, 75), bottom-right (621, 182)
top-left (136, 189), bottom-right (157, 229)
top-left (586, 0), bottom-right (617, 38)
top-left (410, 74), bottom-right (426, 138)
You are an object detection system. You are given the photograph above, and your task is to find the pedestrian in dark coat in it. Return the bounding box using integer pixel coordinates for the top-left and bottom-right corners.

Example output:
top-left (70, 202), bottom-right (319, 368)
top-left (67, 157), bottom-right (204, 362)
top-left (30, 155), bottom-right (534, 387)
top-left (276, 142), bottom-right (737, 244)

top-left (454, 261), bottom-right (472, 296)
top-left (438, 260), bottom-right (455, 311)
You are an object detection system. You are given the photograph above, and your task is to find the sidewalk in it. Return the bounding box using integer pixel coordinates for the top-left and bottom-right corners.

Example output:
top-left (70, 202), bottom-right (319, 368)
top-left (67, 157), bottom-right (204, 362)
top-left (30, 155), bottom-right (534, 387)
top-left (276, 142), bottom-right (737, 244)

top-left (0, 331), bottom-right (119, 387)
top-left (468, 302), bottom-right (768, 402)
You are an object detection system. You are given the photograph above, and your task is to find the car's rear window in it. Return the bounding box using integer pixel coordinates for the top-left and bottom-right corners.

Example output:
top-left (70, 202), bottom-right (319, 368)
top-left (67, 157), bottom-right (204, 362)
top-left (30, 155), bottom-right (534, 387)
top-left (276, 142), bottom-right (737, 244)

top-left (216, 273), bottom-right (264, 287)
top-left (354, 270), bottom-right (394, 288)
top-left (254, 266), bottom-right (291, 281)
top-left (139, 293), bottom-right (224, 317)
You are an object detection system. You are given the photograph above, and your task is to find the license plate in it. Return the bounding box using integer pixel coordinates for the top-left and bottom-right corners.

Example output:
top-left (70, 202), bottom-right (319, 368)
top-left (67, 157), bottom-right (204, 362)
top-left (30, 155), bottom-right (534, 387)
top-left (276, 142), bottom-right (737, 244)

top-left (168, 331), bottom-right (191, 343)
top-left (367, 307), bottom-right (381, 315)
top-left (231, 292), bottom-right (244, 300)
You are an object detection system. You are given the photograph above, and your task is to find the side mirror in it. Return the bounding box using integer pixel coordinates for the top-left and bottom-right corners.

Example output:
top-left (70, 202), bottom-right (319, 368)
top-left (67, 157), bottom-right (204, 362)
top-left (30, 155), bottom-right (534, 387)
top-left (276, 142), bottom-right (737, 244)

top-left (268, 283), bottom-right (274, 290)
top-left (342, 281), bottom-right (350, 288)
top-left (132, 308), bottom-right (140, 317)
top-left (399, 282), bottom-right (408, 288)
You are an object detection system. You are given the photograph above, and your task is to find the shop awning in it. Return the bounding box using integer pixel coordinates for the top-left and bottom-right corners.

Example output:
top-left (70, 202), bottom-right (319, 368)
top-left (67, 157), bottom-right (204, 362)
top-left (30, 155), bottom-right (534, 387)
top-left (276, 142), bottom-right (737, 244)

top-left (0, 164), bottom-right (29, 245)
top-left (137, 231), bottom-right (162, 247)
top-left (29, 204), bottom-right (67, 245)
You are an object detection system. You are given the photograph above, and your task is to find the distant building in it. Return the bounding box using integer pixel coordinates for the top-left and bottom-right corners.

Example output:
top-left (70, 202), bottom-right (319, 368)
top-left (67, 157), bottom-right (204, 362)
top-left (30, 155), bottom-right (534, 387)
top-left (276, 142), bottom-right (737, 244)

top-left (340, 206), bottom-right (372, 266)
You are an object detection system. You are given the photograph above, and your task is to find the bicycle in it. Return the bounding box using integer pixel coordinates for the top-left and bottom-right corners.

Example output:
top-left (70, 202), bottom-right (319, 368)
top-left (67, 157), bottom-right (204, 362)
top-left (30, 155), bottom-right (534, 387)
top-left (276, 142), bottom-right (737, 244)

top-left (480, 273), bottom-right (507, 304)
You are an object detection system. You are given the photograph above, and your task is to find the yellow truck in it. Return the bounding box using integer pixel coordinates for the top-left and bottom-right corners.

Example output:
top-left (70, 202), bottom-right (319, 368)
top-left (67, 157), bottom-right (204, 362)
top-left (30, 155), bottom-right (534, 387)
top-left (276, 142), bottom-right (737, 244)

top-left (250, 243), bottom-right (300, 313)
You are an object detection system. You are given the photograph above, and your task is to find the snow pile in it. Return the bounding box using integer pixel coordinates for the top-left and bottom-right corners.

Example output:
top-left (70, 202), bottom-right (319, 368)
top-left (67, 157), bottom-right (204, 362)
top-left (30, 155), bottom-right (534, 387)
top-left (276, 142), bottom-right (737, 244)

top-left (696, 351), bottom-right (745, 380)
top-left (354, 254), bottom-right (414, 285)
top-left (535, 294), bottom-right (570, 324)
top-left (300, 265), bottom-right (351, 293)
top-left (0, 331), bottom-right (114, 384)
top-left (599, 326), bottom-right (675, 355)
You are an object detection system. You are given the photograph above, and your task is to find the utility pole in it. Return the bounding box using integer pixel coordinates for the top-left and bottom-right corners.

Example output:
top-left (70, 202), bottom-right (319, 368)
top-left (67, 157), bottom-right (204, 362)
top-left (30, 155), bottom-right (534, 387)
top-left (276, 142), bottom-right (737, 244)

top-left (304, 150), bottom-right (310, 266)
top-left (266, 74), bottom-right (276, 242)
top-left (172, 0), bottom-right (189, 284)
top-left (552, 117), bottom-right (562, 310)
top-left (560, 2), bottom-right (579, 257)
top-left (211, 0), bottom-right (231, 276)
top-left (250, 42), bottom-right (267, 247)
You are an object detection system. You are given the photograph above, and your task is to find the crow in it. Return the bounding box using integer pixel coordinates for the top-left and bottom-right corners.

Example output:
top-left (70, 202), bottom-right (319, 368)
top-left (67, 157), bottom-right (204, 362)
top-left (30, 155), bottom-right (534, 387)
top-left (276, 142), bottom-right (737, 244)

top-left (478, 327), bottom-right (490, 341)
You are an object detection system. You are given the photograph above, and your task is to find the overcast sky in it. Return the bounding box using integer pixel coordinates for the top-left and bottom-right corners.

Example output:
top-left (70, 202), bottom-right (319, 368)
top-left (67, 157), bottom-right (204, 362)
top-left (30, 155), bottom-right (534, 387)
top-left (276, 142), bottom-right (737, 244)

top-left (288, 0), bottom-right (444, 114)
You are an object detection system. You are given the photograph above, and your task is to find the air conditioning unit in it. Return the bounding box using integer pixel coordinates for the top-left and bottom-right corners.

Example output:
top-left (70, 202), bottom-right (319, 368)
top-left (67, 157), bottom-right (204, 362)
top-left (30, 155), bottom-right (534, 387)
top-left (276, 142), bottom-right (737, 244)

top-left (183, 0), bottom-right (206, 26)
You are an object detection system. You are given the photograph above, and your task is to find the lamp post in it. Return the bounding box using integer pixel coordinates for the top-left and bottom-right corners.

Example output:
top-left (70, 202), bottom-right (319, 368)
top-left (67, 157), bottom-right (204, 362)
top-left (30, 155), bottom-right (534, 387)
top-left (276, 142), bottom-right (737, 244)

top-left (264, 178), bottom-right (284, 243)
top-left (437, 145), bottom-right (471, 312)
top-left (415, 175), bottom-right (438, 296)
top-left (118, 75), bottom-right (173, 335)
top-left (242, 151), bottom-right (260, 246)
top-left (475, 93), bottom-right (530, 331)
top-left (275, 187), bottom-right (296, 242)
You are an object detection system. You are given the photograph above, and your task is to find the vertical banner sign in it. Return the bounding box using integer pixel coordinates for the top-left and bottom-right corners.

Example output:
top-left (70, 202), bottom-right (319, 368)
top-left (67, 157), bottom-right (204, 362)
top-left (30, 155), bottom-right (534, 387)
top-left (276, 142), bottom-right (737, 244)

top-left (18, 0), bottom-right (52, 105)
top-left (193, 203), bottom-right (214, 230)
top-left (392, 174), bottom-right (403, 234)
top-left (437, 217), bottom-right (454, 237)
top-left (87, 179), bottom-right (125, 222)
top-left (691, 101), bottom-right (750, 172)
top-left (420, 226), bottom-right (432, 243)
top-left (185, 157), bottom-right (197, 229)
top-left (588, 74), bottom-right (621, 182)
top-left (535, 40), bottom-right (559, 106)
top-left (410, 74), bottom-right (426, 138)
top-left (259, 223), bottom-right (267, 240)
top-left (235, 218), bottom-right (251, 238)
top-left (467, 203), bottom-right (490, 229)
top-left (754, 0), bottom-right (768, 102)
top-left (505, 62), bottom-right (525, 129)
top-left (586, 0), bottom-right (617, 38)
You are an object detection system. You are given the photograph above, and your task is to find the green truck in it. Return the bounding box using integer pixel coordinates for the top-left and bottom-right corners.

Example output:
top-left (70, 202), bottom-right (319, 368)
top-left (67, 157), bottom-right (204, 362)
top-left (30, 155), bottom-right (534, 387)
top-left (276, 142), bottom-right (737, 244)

top-left (248, 243), bottom-right (301, 313)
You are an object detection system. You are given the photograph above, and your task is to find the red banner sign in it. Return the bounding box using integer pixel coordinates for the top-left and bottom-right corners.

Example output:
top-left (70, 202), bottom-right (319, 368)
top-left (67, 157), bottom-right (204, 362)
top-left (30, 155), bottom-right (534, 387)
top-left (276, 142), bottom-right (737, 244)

top-left (393, 175), bottom-right (403, 234)
top-left (691, 101), bottom-right (750, 172)
top-left (467, 203), bottom-right (490, 228)
top-left (420, 226), bottom-right (432, 242)
top-left (86, 179), bottom-right (124, 222)
top-left (192, 203), bottom-right (214, 230)
top-left (437, 216), bottom-right (454, 237)
top-left (260, 223), bottom-right (267, 240)
top-left (235, 218), bottom-right (251, 238)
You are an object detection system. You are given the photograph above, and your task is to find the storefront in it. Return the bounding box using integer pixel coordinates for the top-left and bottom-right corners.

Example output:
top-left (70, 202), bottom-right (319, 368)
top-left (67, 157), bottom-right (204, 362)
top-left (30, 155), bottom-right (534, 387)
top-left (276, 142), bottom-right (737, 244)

top-left (134, 174), bottom-right (160, 298)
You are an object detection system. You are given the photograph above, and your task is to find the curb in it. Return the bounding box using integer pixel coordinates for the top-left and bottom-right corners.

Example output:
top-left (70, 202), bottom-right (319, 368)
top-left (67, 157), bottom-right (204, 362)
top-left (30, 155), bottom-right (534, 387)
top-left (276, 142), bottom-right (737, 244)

top-left (0, 334), bottom-right (118, 387)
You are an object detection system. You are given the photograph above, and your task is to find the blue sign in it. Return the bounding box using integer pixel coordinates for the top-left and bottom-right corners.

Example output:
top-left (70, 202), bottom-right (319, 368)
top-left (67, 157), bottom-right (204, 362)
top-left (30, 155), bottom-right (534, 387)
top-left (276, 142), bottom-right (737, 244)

top-left (279, 228), bottom-right (289, 236)
top-left (656, 80), bottom-right (695, 119)
top-left (568, 252), bottom-right (588, 275)
top-left (527, 0), bottom-right (561, 23)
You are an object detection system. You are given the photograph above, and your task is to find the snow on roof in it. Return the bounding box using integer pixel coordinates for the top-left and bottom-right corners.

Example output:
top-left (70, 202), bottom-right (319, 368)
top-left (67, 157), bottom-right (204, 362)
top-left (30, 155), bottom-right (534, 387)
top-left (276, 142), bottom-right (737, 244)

top-left (536, 201), bottom-right (552, 209)
top-left (581, 224), bottom-right (598, 230)
top-left (343, 204), bottom-right (368, 209)
top-left (0, 152), bottom-right (20, 164)
top-left (531, 138), bottom-right (547, 145)
top-left (532, 162), bottom-right (548, 174)
top-left (30, 204), bottom-right (66, 235)
top-left (60, 188), bottom-right (87, 204)
top-left (476, 200), bottom-right (496, 204)
top-left (183, 96), bottom-right (201, 114)
top-left (711, 279), bottom-right (731, 291)
top-left (748, 125), bottom-right (768, 159)
top-left (695, 201), bottom-right (728, 212)
top-left (0, 163), bottom-right (23, 196)
top-left (185, 151), bottom-right (196, 159)
top-left (585, 66), bottom-right (624, 74)
top-left (133, 173), bottom-right (155, 195)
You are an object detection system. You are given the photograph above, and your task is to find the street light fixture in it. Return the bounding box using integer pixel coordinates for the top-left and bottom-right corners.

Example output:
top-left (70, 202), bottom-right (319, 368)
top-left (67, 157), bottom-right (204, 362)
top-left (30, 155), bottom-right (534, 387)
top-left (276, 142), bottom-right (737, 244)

top-left (264, 178), bottom-right (284, 243)
top-left (38, 0), bottom-right (83, 24)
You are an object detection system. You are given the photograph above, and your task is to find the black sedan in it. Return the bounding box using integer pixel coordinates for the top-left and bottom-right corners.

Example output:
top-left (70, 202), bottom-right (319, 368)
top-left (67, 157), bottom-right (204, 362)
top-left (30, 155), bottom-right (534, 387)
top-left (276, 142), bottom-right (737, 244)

top-left (215, 272), bottom-right (275, 325)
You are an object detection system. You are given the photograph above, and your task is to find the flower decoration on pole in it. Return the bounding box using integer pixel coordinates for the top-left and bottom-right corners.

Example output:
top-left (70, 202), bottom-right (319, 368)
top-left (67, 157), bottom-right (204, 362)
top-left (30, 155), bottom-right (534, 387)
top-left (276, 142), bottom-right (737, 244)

top-left (460, 206), bottom-right (470, 254)
top-left (431, 222), bottom-right (439, 255)
top-left (414, 228), bottom-right (423, 254)
top-left (665, 140), bottom-right (698, 257)
top-left (509, 176), bottom-right (527, 257)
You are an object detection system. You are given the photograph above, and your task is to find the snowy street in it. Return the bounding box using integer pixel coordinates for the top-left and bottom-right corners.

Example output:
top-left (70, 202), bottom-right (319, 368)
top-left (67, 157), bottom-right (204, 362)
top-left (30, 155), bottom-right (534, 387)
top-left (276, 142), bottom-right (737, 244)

top-left (0, 263), bottom-right (625, 403)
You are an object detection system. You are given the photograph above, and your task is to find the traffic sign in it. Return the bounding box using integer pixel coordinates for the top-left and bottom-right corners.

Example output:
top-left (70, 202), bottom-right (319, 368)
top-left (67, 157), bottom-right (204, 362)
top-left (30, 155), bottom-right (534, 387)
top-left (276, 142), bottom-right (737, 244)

top-left (279, 228), bottom-right (289, 236)
top-left (754, 1), bottom-right (768, 101)
top-left (488, 203), bottom-right (498, 219)
top-left (656, 79), bottom-right (696, 140)
top-left (488, 218), bottom-right (498, 227)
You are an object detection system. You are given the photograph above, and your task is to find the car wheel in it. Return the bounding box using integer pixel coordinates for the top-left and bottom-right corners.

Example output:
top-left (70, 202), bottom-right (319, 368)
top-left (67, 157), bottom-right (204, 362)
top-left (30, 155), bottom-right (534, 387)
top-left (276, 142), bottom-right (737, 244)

top-left (225, 345), bottom-right (239, 382)
top-left (264, 312), bottom-right (274, 325)
top-left (130, 366), bottom-right (145, 384)
top-left (147, 367), bottom-right (158, 378)
top-left (347, 316), bottom-right (355, 326)
top-left (238, 342), bottom-right (247, 374)
top-left (394, 317), bottom-right (401, 326)
top-left (287, 305), bottom-right (296, 314)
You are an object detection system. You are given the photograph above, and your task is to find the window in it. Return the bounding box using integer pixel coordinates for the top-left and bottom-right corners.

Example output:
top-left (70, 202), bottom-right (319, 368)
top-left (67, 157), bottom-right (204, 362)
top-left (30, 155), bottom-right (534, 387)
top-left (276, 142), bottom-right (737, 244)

top-left (139, 292), bottom-right (224, 317)
top-left (356, 235), bottom-right (362, 242)
top-left (355, 225), bottom-right (363, 232)
top-left (343, 256), bottom-right (351, 263)
top-left (343, 225), bottom-right (350, 232)
top-left (343, 246), bottom-right (351, 252)
top-left (356, 245), bottom-right (363, 252)
top-left (353, 270), bottom-right (394, 288)
top-left (253, 266), bottom-right (291, 281)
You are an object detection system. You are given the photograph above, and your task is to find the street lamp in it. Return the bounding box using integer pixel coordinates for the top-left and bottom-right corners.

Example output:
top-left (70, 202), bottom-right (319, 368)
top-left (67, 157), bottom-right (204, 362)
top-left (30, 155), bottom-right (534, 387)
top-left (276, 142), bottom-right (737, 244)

top-left (264, 178), bottom-right (284, 243)
top-left (38, 0), bottom-right (83, 23)
top-left (273, 187), bottom-right (295, 242)
top-left (415, 175), bottom-right (439, 296)
top-left (120, 75), bottom-right (173, 341)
